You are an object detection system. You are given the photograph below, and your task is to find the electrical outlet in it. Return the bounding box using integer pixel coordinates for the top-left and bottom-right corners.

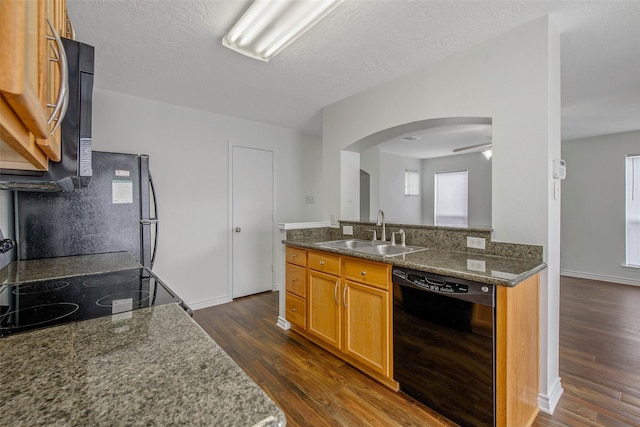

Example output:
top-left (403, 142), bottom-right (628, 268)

top-left (467, 237), bottom-right (486, 250)
top-left (330, 214), bottom-right (337, 226)
top-left (467, 259), bottom-right (486, 272)
top-left (343, 225), bottom-right (353, 235)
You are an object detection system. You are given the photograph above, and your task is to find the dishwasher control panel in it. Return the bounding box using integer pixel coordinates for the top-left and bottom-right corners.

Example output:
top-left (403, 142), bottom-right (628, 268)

top-left (392, 267), bottom-right (494, 306)
top-left (408, 274), bottom-right (468, 293)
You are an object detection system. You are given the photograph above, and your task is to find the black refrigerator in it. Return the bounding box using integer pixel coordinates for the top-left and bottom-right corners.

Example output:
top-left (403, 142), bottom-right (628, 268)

top-left (15, 151), bottom-right (158, 269)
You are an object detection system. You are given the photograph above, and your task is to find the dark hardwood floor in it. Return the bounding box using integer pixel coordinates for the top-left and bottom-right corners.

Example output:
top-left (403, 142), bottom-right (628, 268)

top-left (193, 276), bottom-right (640, 426)
top-left (532, 276), bottom-right (640, 427)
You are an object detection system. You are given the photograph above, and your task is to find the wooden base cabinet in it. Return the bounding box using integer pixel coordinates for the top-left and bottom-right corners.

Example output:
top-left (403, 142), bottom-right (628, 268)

top-left (306, 250), bottom-right (342, 349)
top-left (496, 273), bottom-right (540, 427)
top-left (342, 257), bottom-right (391, 380)
top-left (286, 245), bottom-right (541, 424)
top-left (287, 247), bottom-right (395, 388)
top-left (308, 269), bottom-right (342, 350)
top-left (285, 247), bottom-right (308, 331)
top-left (343, 279), bottom-right (390, 377)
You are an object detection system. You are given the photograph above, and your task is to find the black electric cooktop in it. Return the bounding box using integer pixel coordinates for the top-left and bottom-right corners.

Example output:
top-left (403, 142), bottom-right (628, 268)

top-left (0, 268), bottom-right (182, 338)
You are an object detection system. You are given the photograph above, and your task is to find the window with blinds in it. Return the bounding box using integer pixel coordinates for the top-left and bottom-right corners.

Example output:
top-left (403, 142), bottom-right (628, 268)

top-left (434, 170), bottom-right (468, 227)
top-left (626, 155), bottom-right (640, 267)
top-left (405, 170), bottom-right (420, 196)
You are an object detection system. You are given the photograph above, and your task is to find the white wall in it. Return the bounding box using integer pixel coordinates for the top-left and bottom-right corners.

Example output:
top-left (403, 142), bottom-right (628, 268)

top-left (360, 145), bottom-right (380, 221)
top-left (340, 151), bottom-right (360, 221)
top-left (379, 152), bottom-right (422, 224)
top-left (92, 89), bottom-right (322, 308)
top-left (421, 152), bottom-right (492, 227)
top-left (561, 130), bottom-right (640, 285)
top-left (322, 17), bottom-right (562, 412)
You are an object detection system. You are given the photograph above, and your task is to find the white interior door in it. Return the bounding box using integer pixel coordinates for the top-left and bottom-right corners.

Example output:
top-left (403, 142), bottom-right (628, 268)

top-left (232, 146), bottom-right (274, 298)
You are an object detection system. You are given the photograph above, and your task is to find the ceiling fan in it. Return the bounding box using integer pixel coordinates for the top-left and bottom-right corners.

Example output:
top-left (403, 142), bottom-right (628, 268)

top-left (452, 142), bottom-right (492, 153)
top-left (453, 139), bottom-right (493, 159)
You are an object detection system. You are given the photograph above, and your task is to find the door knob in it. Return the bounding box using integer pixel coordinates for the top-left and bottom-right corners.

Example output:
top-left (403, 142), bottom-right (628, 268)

top-left (235, 227), bottom-right (241, 232)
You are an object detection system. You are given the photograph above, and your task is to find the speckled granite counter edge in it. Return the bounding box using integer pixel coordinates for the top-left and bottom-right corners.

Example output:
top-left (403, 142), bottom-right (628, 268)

top-left (390, 254), bottom-right (547, 287)
top-left (0, 252), bottom-right (143, 285)
top-left (283, 239), bottom-right (547, 287)
top-left (0, 303), bottom-right (286, 426)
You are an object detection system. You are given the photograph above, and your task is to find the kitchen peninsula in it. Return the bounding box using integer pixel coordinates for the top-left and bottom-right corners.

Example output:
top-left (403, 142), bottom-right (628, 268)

top-left (0, 254), bottom-right (285, 426)
top-left (281, 221), bottom-right (546, 427)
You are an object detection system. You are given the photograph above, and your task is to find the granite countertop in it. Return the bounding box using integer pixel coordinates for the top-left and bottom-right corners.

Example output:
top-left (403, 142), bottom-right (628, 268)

top-left (0, 252), bottom-right (143, 285)
top-left (284, 237), bottom-right (546, 287)
top-left (0, 303), bottom-right (286, 426)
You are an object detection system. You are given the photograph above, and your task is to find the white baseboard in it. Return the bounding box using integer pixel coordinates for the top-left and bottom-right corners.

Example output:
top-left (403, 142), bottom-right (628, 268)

top-left (187, 296), bottom-right (233, 311)
top-left (561, 270), bottom-right (640, 286)
top-left (538, 376), bottom-right (564, 414)
top-left (276, 316), bottom-right (290, 330)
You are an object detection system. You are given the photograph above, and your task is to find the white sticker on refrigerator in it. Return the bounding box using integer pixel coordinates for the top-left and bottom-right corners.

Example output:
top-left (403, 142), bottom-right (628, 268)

top-left (115, 169), bottom-right (130, 177)
top-left (112, 180), bottom-right (133, 204)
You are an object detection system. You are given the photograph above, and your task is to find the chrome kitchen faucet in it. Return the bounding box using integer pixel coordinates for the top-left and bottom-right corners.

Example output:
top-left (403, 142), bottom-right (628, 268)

top-left (376, 209), bottom-right (386, 242)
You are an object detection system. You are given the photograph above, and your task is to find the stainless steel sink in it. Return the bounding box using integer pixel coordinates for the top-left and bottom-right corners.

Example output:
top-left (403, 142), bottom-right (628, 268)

top-left (315, 239), bottom-right (427, 257)
top-left (315, 239), bottom-right (380, 250)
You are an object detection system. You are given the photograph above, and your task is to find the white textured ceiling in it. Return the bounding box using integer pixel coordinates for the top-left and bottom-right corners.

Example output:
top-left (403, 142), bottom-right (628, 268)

top-left (66, 0), bottom-right (640, 148)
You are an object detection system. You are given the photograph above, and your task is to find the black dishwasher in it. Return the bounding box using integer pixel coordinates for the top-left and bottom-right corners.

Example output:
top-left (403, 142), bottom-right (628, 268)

top-left (392, 267), bottom-right (495, 427)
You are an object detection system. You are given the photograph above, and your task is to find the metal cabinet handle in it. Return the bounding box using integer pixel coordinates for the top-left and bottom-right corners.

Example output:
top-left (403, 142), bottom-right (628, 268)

top-left (361, 271), bottom-right (366, 276)
top-left (235, 227), bottom-right (242, 232)
top-left (46, 19), bottom-right (69, 134)
top-left (291, 278), bottom-right (297, 282)
top-left (291, 253), bottom-right (297, 258)
top-left (291, 307), bottom-right (297, 312)
top-left (334, 281), bottom-right (339, 304)
top-left (343, 284), bottom-right (347, 308)
top-left (319, 261), bottom-right (325, 266)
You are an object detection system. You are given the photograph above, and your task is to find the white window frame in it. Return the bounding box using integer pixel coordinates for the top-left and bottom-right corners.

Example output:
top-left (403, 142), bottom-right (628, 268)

top-left (626, 155), bottom-right (640, 267)
top-left (434, 170), bottom-right (468, 227)
top-left (405, 170), bottom-right (420, 196)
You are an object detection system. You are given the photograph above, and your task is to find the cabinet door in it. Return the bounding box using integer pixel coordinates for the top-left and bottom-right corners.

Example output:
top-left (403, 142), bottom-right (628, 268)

top-left (307, 270), bottom-right (341, 350)
top-left (0, 0), bottom-right (48, 139)
top-left (343, 280), bottom-right (390, 376)
top-left (0, 0), bottom-right (67, 170)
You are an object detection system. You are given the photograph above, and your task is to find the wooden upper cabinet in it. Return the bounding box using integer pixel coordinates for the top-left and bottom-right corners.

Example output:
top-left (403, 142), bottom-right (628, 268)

top-left (0, 0), bottom-right (71, 170)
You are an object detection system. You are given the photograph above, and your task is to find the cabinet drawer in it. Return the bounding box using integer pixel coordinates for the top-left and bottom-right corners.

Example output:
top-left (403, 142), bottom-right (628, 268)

top-left (343, 258), bottom-right (390, 290)
top-left (286, 246), bottom-right (307, 267)
top-left (286, 292), bottom-right (306, 330)
top-left (308, 251), bottom-right (340, 276)
top-left (286, 263), bottom-right (307, 298)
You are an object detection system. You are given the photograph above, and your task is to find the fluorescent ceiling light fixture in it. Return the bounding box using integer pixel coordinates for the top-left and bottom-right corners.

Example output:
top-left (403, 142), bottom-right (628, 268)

top-left (222, 0), bottom-right (343, 62)
top-left (482, 149), bottom-right (493, 160)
